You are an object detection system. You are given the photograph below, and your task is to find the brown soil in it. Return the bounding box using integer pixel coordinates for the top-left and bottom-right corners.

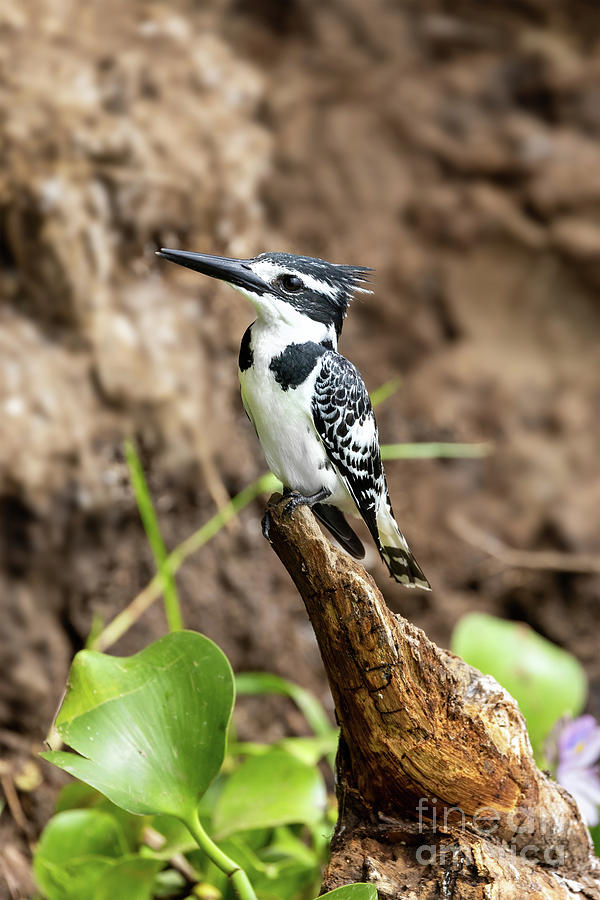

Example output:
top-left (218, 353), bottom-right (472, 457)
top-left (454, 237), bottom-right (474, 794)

top-left (1, 0), bottom-right (599, 895)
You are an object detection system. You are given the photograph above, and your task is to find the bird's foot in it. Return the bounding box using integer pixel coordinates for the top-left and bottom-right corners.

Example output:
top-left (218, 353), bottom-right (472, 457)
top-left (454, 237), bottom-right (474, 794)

top-left (261, 509), bottom-right (273, 542)
top-left (282, 491), bottom-right (304, 520)
top-left (262, 488), bottom-right (332, 541)
top-left (282, 488), bottom-right (331, 520)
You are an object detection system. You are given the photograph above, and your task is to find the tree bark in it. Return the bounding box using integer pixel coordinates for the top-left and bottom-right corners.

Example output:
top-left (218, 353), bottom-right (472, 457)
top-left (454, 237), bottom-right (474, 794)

top-left (264, 495), bottom-right (600, 899)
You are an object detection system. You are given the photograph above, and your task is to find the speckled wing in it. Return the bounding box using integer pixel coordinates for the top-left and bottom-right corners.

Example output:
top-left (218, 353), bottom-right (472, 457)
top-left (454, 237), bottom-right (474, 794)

top-left (311, 351), bottom-right (385, 548)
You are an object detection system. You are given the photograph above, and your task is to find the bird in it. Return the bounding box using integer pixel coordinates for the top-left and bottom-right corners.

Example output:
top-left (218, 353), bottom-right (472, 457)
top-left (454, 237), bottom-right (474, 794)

top-left (156, 247), bottom-right (431, 590)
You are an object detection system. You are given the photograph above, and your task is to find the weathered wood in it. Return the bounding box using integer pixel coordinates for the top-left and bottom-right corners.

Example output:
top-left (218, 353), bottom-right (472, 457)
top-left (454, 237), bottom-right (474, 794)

top-left (265, 495), bottom-right (600, 899)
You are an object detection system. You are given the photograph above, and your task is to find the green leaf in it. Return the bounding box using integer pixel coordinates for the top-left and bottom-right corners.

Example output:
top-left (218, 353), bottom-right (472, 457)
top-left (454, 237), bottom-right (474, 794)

top-left (277, 733), bottom-right (339, 766)
top-left (33, 809), bottom-right (127, 900)
top-left (235, 673), bottom-right (331, 737)
top-left (213, 749), bottom-right (327, 839)
top-left (35, 808), bottom-right (128, 864)
top-left (451, 613), bottom-right (587, 758)
top-left (93, 857), bottom-right (163, 900)
top-left (227, 734), bottom-right (339, 766)
top-left (53, 782), bottom-right (148, 849)
top-left (42, 631), bottom-right (234, 821)
top-left (35, 857), bottom-right (114, 900)
top-left (54, 781), bottom-right (102, 813)
top-left (264, 826), bottom-right (319, 867)
top-left (319, 886), bottom-right (378, 899)
top-left (252, 858), bottom-right (319, 900)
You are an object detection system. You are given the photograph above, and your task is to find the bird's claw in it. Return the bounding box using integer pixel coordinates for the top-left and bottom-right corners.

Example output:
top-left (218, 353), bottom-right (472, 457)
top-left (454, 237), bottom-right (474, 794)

top-left (262, 492), bottom-right (300, 541)
top-left (282, 492), bottom-right (301, 520)
top-left (265, 489), bottom-right (327, 535)
top-left (261, 509), bottom-right (273, 542)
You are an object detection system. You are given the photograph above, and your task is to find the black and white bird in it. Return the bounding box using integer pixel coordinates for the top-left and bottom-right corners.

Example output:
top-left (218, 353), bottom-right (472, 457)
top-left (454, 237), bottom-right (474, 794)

top-left (157, 248), bottom-right (430, 590)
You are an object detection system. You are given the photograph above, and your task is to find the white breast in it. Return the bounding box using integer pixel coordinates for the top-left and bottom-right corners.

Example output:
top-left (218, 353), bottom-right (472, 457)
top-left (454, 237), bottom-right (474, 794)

top-left (238, 323), bottom-right (354, 511)
top-left (239, 361), bottom-right (325, 493)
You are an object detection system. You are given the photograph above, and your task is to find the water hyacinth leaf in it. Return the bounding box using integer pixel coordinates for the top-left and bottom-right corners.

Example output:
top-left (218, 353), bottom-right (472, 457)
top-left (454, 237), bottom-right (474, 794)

top-left (213, 749), bottom-right (327, 838)
top-left (266, 825), bottom-right (320, 867)
top-left (277, 733), bottom-right (339, 766)
top-left (252, 858), bottom-right (320, 900)
top-left (228, 734), bottom-right (339, 767)
top-left (35, 857), bottom-right (114, 900)
top-left (35, 808), bottom-right (128, 865)
top-left (318, 885), bottom-right (378, 899)
top-left (451, 613), bottom-right (586, 757)
top-left (33, 808), bottom-right (128, 900)
top-left (53, 782), bottom-right (147, 849)
top-left (54, 781), bottom-right (106, 813)
top-left (92, 857), bottom-right (164, 900)
top-left (41, 631), bottom-right (234, 820)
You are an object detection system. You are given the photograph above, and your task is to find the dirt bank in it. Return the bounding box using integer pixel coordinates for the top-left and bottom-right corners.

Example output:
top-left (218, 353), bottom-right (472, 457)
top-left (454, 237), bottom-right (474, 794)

top-left (1, 0), bottom-right (599, 892)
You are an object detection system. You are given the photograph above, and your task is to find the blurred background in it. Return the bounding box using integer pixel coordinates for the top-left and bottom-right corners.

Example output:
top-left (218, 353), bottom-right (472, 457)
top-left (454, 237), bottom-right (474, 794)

top-left (1, 0), bottom-right (599, 890)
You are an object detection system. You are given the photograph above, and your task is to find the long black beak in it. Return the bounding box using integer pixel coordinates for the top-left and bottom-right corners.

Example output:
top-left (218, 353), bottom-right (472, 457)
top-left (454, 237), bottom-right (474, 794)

top-left (156, 248), bottom-right (267, 294)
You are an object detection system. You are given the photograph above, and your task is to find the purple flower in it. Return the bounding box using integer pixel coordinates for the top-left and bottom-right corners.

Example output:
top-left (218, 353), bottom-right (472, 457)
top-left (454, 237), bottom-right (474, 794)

top-left (554, 715), bottom-right (600, 826)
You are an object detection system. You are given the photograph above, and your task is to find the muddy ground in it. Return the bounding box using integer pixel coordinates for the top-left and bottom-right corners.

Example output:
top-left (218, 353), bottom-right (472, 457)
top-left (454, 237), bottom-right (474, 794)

top-left (0, 0), bottom-right (599, 895)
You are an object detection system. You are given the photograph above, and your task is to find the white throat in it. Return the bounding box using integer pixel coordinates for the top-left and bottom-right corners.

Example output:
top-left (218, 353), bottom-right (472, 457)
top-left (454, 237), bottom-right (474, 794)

top-left (233, 284), bottom-right (338, 351)
top-left (251, 312), bottom-right (336, 360)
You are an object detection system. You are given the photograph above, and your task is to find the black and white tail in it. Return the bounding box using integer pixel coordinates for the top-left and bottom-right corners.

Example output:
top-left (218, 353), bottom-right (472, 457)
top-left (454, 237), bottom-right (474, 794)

top-left (376, 503), bottom-right (431, 591)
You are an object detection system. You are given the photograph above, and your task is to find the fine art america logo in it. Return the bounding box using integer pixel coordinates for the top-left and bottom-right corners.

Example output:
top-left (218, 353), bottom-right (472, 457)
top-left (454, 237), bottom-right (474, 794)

top-left (415, 798), bottom-right (565, 866)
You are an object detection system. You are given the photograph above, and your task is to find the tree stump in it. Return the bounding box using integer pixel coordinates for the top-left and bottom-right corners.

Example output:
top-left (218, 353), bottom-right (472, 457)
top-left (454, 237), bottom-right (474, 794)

top-left (265, 496), bottom-right (600, 899)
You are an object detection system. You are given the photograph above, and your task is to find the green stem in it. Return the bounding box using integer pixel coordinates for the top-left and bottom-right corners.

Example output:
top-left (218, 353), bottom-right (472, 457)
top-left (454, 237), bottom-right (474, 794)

top-left (94, 473), bottom-right (280, 652)
top-left (125, 439), bottom-right (183, 632)
top-left (184, 809), bottom-right (258, 900)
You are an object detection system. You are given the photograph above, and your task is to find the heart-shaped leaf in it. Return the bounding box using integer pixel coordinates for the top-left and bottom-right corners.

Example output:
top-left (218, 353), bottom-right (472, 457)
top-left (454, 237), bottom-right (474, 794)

top-left (252, 858), bottom-right (320, 900)
top-left (33, 808), bottom-right (128, 900)
top-left (213, 749), bottom-right (326, 838)
top-left (451, 613), bottom-right (586, 758)
top-left (42, 631), bottom-right (234, 820)
top-left (277, 733), bottom-right (339, 765)
top-left (92, 857), bottom-right (163, 900)
top-left (318, 886), bottom-right (378, 899)
top-left (53, 782), bottom-right (148, 850)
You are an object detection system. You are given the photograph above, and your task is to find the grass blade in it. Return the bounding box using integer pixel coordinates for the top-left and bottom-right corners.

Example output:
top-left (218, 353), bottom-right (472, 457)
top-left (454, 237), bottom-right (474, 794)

top-left (94, 473), bottom-right (280, 651)
top-left (381, 441), bottom-right (493, 460)
top-left (369, 377), bottom-right (403, 408)
top-left (124, 439), bottom-right (183, 632)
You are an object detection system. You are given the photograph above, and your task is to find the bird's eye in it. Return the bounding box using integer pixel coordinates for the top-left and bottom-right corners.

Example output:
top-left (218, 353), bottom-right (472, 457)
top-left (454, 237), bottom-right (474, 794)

top-left (276, 274), bottom-right (304, 293)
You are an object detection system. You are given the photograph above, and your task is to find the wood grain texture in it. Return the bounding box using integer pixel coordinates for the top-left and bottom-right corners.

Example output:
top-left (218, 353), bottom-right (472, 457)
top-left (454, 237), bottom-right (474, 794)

top-left (265, 495), bottom-right (600, 899)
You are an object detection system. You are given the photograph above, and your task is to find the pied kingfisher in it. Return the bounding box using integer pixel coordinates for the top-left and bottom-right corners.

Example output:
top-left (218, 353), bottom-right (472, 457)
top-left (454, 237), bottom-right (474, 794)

top-left (157, 248), bottom-right (430, 590)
